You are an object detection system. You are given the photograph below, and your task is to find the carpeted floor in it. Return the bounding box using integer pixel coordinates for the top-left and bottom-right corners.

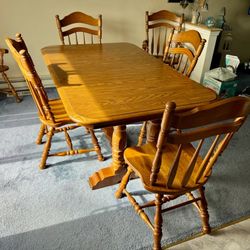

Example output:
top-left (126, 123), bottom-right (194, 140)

top-left (0, 91), bottom-right (250, 250)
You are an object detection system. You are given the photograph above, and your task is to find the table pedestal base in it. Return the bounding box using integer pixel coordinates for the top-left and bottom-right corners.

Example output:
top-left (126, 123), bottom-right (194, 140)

top-left (89, 125), bottom-right (127, 189)
top-left (89, 121), bottom-right (161, 190)
top-left (89, 165), bottom-right (127, 189)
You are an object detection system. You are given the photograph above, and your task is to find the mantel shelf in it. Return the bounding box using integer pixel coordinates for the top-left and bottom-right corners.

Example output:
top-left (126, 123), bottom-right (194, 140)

top-left (185, 22), bottom-right (222, 33)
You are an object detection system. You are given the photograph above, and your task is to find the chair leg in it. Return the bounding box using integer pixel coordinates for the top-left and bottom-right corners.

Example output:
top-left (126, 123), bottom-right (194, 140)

top-left (137, 121), bottom-right (147, 146)
top-left (1, 72), bottom-right (22, 103)
top-left (115, 166), bottom-right (133, 199)
top-left (198, 187), bottom-right (211, 234)
top-left (36, 124), bottom-right (47, 145)
top-left (88, 128), bottom-right (104, 161)
top-left (102, 126), bottom-right (113, 147)
top-left (64, 128), bottom-right (73, 150)
top-left (85, 127), bottom-right (90, 134)
top-left (39, 127), bottom-right (54, 169)
top-left (153, 193), bottom-right (163, 250)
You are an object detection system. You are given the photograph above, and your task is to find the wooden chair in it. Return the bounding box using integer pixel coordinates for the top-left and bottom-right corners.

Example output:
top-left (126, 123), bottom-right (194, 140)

top-left (55, 11), bottom-right (102, 45)
top-left (218, 31), bottom-right (233, 67)
top-left (116, 96), bottom-right (250, 250)
top-left (163, 29), bottom-right (206, 77)
top-left (137, 29), bottom-right (206, 147)
top-left (6, 33), bottom-right (104, 169)
top-left (0, 48), bottom-right (21, 102)
top-left (143, 10), bottom-right (184, 58)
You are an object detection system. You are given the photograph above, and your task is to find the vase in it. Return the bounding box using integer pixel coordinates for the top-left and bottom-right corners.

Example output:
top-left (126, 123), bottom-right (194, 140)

top-left (191, 11), bottom-right (200, 24)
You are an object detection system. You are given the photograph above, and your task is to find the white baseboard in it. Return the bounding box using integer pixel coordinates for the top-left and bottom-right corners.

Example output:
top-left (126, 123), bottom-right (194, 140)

top-left (0, 76), bottom-right (54, 96)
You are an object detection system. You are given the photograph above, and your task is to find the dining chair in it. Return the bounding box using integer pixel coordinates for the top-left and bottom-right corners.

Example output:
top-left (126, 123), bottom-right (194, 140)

top-left (163, 29), bottom-right (206, 77)
top-left (55, 11), bottom-right (102, 45)
top-left (6, 33), bottom-right (104, 169)
top-left (0, 47), bottom-right (21, 102)
top-left (143, 10), bottom-right (184, 58)
top-left (218, 31), bottom-right (233, 67)
top-left (116, 96), bottom-right (250, 250)
top-left (137, 29), bottom-right (206, 147)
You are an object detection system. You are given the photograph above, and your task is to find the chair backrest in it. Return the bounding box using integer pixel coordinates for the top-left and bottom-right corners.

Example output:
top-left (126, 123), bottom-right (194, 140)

top-left (163, 29), bottom-right (206, 77)
top-left (145, 10), bottom-right (184, 57)
top-left (55, 11), bottom-right (102, 45)
top-left (150, 96), bottom-right (250, 190)
top-left (5, 34), bottom-right (55, 123)
top-left (218, 31), bottom-right (233, 67)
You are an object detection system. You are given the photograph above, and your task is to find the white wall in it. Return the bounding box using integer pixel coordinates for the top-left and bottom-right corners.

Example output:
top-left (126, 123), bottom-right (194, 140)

top-left (1, 0), bottom-right (249, 80)
top-left (1, 0), bottom-right (178, 78)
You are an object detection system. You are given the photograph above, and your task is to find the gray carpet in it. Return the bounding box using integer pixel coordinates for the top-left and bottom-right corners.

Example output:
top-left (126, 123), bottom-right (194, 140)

top-left (0, 91), bottom-right (250, 250)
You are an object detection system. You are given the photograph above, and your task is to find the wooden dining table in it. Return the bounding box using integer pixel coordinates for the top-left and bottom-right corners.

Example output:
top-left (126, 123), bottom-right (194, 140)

top-left (41, 42), bottom-right (217, 192)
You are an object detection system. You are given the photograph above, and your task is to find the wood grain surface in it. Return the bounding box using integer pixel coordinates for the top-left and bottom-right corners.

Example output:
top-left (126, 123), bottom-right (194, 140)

top-left (41, 43), bottom-right (216, 128)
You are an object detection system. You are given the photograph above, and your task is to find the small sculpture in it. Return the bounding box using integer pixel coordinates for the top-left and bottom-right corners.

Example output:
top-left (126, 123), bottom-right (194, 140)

top-left (205, 17), bottom-right (216, 27)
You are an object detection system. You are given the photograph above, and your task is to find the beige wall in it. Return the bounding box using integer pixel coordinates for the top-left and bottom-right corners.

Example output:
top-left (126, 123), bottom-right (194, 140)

top-left (189, 0), bottom-right (250, 64)
top-left (1, 0), bottom-right (249, 79)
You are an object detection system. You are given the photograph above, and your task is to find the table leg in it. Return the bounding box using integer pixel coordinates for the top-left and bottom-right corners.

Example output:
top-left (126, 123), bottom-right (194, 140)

top-left (89, 125), bottom-right (127, 189)
top-left (146, 119), bottom-right (161, 143)
top-left (102, 126), bottom-right (114, 147)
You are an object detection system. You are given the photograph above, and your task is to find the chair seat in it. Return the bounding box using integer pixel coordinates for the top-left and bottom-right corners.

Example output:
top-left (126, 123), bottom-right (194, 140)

top-left (39, 99), bottom-right (73, 126)
top-left (124, 142), bottom-right (205, 194)
top-left (0, 64), bottom-right (9, 73)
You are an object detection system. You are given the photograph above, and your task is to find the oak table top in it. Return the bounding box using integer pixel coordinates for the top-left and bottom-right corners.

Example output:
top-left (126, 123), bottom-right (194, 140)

top-left (41, 43), bottom-right (216, 128)
top-left (41, 42), bottom-right (217, 190)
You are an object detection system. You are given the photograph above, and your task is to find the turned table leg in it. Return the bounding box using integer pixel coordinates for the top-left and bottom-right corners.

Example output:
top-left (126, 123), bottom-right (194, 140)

top-left (146, 119), bottom-right (161, 143)
top-left (89, 125), bottom-right (127, 189)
